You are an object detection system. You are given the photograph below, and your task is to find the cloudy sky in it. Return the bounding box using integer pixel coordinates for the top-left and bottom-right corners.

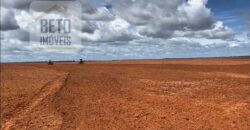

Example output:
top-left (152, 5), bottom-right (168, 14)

top-left (1, 0), bottom-right (250, 62)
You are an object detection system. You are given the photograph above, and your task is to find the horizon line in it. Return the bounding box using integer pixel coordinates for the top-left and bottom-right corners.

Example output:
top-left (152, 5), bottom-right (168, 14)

top-left (1, 55), bottom-right (250, 64)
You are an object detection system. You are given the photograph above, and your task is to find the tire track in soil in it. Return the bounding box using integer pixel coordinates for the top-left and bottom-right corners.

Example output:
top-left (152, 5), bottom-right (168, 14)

top-left (1, 73), bottom-right (69, 130)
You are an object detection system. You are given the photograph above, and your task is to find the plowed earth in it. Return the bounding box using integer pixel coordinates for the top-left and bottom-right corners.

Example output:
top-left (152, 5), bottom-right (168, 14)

top-left (1, 58), bottom-right (250, 130)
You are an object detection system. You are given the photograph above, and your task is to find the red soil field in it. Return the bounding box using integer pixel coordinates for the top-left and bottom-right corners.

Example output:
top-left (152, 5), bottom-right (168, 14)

top-left (1, 58), bottom-right (250, 130)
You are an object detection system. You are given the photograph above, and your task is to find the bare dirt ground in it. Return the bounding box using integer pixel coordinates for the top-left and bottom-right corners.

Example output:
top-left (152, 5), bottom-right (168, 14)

top-left (1, 58), bottom-right (250, 130)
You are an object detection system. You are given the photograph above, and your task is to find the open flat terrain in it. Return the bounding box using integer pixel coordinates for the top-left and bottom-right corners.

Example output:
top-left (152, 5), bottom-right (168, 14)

top-left (1, 58), bottom-right (250, 130)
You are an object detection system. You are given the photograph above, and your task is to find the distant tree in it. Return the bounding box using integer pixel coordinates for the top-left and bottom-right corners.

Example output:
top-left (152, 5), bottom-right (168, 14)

top-left (79, 59), bottom-right (84, 64)
top-left (48, 60), bottom-right (54, 65)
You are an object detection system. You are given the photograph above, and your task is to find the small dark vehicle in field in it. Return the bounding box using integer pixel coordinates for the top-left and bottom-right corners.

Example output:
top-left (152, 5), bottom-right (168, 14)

top-left (48, 60), bottom-right (54, 65)
top-left (79, 59), bottom-right (84, 64)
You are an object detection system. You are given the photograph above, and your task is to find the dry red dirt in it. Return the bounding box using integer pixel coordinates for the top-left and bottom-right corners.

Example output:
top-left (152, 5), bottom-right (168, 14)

top-left (1, 58), bottom-right (250, 130)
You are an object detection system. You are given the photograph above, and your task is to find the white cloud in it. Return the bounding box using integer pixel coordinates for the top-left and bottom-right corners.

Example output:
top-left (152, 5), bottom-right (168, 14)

top-left (81, 17), bottom-right (141, 42)
top-left (0, 7), bottom-right (20, 30)
top-left (1, 0), bottom-right (31, 9)
top-left (0, 0), bottom-right (249, 62)
top-left (82, 7), bottom-right (115, 21)
top-left (106, 0), bottom-right (234, 40)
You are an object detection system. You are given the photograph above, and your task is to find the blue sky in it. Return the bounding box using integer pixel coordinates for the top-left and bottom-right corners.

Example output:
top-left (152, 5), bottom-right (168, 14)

top-left (0, 0), bottom-right (250, 62)
top-left (207, 0), bottom-right (250, 32)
